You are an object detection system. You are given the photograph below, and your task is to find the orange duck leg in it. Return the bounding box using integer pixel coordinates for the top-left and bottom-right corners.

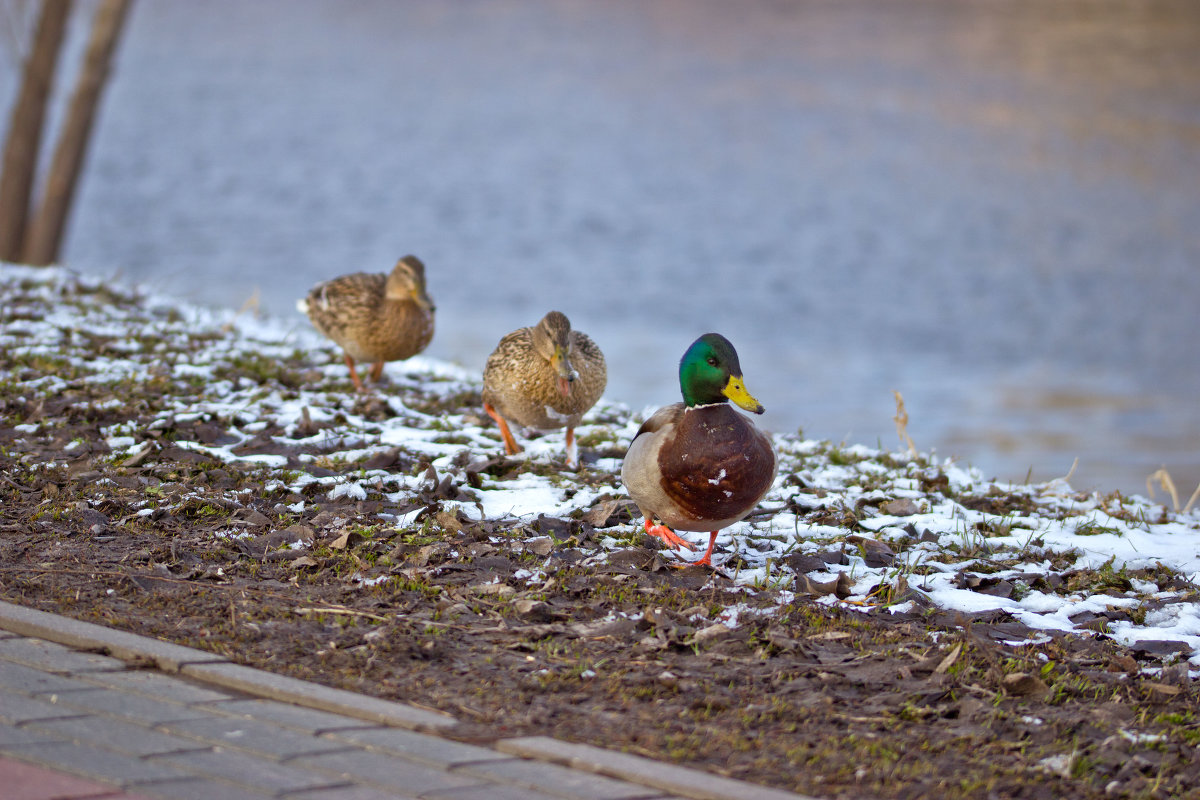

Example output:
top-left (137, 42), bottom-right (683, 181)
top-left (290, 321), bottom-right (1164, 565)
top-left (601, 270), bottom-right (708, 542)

top-left (483, 402), bottom-right (523, 455)
top-left (644, 520), bottom-right (722, 567)
top-left (343, 354), bottom-right (367, 393)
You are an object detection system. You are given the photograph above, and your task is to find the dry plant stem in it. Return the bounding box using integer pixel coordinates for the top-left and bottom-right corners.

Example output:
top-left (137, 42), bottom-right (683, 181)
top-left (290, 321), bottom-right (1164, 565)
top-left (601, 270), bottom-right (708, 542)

top-left (1058, 457), bottom-right (1079, 484)
top-left (892, 390), bottom-right (916, 456)
top-left (1184, 481), bottom-right (1200, 515)
top-left (294, 606), bottom-right (390, 622)
top-left (1147, 468), bottom-right (1180, 512)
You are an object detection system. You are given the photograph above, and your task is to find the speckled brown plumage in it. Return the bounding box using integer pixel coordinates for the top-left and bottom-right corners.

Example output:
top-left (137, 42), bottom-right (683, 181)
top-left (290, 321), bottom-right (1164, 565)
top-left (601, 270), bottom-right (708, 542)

top-left (482, 310), bottom-right (606, 468)
top-left (300, 255), bottom-right (435, 391)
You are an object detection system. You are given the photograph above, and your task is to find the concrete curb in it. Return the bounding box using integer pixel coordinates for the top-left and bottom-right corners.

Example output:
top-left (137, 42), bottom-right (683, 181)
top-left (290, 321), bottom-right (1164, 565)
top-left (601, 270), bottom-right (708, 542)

top-left (0, 601), bottom-right (455, 733)
top-left (180, 661), bottom-right (456, 732)
top-left (0, 600), bottom-right (226, 672)
top-left (499, 737), bottom-right (810, 800)
top-left (0, 600), bottom-right (821, 800)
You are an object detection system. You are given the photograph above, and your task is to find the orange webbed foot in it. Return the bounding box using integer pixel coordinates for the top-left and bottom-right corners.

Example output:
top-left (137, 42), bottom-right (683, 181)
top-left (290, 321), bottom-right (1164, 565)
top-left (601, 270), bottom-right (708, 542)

top-left (643, 519), bottom-right (695, 551)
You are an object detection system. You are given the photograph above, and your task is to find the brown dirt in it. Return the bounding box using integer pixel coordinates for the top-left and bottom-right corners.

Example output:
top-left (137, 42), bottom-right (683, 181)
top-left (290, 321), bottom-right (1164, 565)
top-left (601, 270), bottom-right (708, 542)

top-left (3, 270), bottom-right (1200, 800)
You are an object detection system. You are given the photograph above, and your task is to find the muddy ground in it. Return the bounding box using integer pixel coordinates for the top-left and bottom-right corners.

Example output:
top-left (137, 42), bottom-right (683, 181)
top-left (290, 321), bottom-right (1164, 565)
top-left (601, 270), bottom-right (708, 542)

top-left (2, 270), bottom-right (1200, 799)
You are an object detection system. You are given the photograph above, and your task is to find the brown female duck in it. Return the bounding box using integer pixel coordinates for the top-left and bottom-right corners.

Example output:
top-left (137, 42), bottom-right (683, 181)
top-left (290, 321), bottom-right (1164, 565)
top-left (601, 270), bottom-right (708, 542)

top-left (482, 311), bottom-right (606, 468)
top-left (299, 255), bottom-right (434, 391)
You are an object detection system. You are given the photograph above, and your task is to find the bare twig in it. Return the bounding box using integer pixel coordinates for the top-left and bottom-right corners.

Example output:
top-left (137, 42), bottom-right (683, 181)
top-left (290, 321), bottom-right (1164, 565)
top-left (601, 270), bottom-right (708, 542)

top-left (293, 606), bottom-right (389, 622)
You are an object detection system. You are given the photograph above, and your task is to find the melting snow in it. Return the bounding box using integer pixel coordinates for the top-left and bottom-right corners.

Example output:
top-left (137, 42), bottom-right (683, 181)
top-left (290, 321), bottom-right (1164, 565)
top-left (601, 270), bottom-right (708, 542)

top-left (5, 263), bottom-right (1200, 663)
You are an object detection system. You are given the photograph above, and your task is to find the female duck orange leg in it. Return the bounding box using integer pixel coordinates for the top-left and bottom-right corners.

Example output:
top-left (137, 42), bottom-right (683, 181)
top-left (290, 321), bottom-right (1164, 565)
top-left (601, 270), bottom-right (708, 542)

top-left (343, 354), bottom-right (367, 393)
top-left (565, 426), bottom-right (579, 469)
top-left (483, 403), bottom-right (522, 455)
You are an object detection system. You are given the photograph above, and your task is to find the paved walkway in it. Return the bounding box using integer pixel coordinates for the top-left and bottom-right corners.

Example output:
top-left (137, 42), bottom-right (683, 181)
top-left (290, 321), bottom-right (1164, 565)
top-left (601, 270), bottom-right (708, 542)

top-left (0, 601), bottom-right (813, 800)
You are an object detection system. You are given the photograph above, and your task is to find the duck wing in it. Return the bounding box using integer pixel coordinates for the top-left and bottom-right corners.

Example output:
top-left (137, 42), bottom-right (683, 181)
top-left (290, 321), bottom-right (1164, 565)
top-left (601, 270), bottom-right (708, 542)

top-left (631, 402), bottom-right (684, 441)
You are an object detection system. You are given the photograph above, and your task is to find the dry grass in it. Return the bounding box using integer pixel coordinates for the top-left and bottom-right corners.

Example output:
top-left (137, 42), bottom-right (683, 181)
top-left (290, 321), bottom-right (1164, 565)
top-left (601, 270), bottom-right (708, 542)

top-left (1147, 467), bottom-right (1200, 514)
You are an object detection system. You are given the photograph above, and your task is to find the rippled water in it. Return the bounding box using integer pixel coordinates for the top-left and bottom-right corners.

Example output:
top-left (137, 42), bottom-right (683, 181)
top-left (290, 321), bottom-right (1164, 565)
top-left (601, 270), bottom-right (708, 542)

top-left (5, 0), bottom-right (1199, 494)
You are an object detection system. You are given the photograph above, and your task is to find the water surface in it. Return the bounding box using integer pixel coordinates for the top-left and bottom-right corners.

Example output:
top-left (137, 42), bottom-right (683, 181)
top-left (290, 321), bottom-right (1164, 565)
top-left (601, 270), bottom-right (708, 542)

top-left (5, 0), bottom-right (1198, 494)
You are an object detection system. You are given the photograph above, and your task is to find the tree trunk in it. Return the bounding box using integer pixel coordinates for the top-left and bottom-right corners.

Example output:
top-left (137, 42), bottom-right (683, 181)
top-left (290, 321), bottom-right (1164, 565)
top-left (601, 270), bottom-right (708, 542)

top-left (23, 0), bottom-right (132, 266)
top-left (0, 0), bottom-right (72, 262)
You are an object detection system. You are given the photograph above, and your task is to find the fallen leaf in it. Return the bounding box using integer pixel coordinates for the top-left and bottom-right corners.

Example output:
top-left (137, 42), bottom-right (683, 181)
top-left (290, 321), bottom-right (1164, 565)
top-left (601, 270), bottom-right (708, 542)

top-left (123, 440), bottom-right (157, 467)
top-left (1145, 681), bottom-right (1182, 696)
top-left (935, 643), bottom-right (962, 674)
top-left (880, 498), bottom-right (920, 516)
top-left (795, 573), bottom-right (853, 599)
top-left (692, 624), bottom-right (731, 645)
top-left (471, 582), bottom-right (516, 599)
top-left (584, 498), bottom-right (620, 527)
top-left (435, 509), bottom-right (463, 533)
top-left (1037, 752), bottom-right (1076, 778)
top-left (524, 537), bottom-right (554, 556)
top-left (1001, 672), bottom-right (1050, 697)
top-left (328, 527), bottom-right (360, 554)
top-left (846, 536), bottom-right (895, 567)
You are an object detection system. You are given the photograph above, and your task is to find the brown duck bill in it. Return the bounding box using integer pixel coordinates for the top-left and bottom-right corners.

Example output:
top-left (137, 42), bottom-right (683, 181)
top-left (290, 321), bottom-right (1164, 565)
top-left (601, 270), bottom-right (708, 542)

top-left (551, 348), bottom-right (576, 397)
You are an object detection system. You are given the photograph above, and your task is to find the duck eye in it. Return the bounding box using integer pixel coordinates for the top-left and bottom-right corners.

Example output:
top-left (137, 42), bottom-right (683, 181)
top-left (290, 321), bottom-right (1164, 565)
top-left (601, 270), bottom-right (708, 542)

top-left (706, 356), bottom-right (718, 367)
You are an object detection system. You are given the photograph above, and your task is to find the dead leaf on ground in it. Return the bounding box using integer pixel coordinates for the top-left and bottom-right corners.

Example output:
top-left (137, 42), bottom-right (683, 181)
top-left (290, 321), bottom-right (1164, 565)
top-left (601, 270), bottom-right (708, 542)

top-left (1001, 672), bottom-right (1050, 697)
top-left (880, 498), bottom-right (920, 516)
top-left (935, 643), bottom-right (963, 674)
top-left (523, 537), bottom-right (554, 556)
top-left (795, 572), bottom-right (853, 599)
top-left (1145, 681), bottom-right (1182, 696)
top-left (436, 509), bottom-right (464, 534)
top-left (471, 582), bottom-right (516, 599)
top-left (328, 528), bottom-right (360, 550)
top-left (584, 497), bottom-right (621, 527)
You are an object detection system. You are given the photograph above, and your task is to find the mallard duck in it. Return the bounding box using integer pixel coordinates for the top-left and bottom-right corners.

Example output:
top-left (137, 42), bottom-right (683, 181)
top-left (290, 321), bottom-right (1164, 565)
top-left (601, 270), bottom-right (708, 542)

top-left (482, 311), bottom-right (606, 469)
top-left (621, 333), bottom-right (776, 567)
top-left (298, 255), bottom-right (435, 392)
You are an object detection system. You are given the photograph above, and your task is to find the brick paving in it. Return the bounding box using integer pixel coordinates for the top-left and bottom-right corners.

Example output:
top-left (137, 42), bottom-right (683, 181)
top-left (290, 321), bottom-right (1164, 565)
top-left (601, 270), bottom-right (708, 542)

top-left (0, 601), bottom-right (816, 800)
